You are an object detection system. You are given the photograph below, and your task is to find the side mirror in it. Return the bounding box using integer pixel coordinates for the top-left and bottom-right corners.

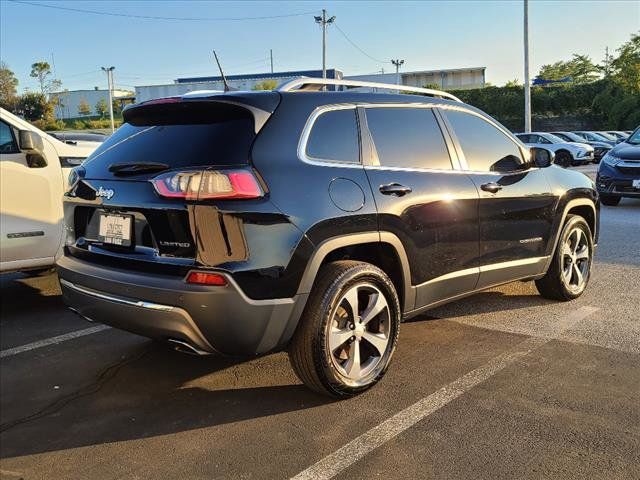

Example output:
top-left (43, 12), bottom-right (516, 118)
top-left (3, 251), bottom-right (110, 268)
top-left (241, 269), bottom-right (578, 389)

top-left (530, 147), bottom-right (554, 168)
top-left (18, 130), bottom-right (41, 152)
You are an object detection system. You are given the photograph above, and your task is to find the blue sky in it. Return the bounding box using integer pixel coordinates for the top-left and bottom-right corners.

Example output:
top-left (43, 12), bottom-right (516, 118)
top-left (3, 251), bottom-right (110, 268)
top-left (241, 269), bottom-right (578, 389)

top-left (1, 0), bottom-right (638, 92)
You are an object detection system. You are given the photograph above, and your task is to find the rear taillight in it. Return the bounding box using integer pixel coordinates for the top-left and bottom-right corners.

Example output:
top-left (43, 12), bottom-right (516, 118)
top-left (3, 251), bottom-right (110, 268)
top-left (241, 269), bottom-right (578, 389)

top-left (185, 271), bottom-right (228, 286)
top-left (151, 169), bottom-right (263, 200)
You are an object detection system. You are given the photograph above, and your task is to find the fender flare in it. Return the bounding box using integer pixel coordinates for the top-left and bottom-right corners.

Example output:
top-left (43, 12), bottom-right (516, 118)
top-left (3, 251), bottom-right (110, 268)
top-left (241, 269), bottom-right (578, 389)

top-left (542, 197), bottom-right (597, 272)
top-left (295, 231), bottom-right (414, 312)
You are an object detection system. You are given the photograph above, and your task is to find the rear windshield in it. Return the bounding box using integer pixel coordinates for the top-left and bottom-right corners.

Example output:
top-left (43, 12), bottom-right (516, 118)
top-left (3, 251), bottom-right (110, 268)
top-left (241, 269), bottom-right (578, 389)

top-left (84, 102), bottom-right (255, 172)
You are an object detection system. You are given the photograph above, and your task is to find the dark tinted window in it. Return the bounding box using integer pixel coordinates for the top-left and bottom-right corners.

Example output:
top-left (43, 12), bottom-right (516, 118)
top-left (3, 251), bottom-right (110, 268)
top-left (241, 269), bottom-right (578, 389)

top-left (445, 110), bottom-right (523, 172)
top-left (516, 134), bottom-right (531, 143)
top-left (0, 121), bottom-right (18, 154)
top-left (306, 109), bottom-right (359, 163)
top-left (84, 103), bottom-right (255, 175)
top-left (366, 108), bottom-right (452, 169)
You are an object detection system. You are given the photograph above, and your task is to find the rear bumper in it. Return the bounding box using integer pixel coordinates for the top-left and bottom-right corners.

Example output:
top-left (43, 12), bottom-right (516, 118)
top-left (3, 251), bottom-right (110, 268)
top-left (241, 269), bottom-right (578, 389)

top-left (57, 255), bottom-right (307, 356)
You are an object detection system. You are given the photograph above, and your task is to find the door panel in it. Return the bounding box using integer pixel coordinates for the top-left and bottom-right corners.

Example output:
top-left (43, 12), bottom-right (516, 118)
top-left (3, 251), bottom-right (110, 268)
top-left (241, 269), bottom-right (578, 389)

top-left (0, 148), bottom-right (63, 265)
top-left (362, 106), bottom-right (480, 311)
top-left (441, 108), bottom-right (557, 288)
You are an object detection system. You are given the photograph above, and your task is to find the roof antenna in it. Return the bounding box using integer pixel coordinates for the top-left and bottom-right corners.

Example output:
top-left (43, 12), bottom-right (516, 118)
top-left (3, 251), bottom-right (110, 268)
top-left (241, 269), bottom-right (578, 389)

top-left (213, 50), bottom-right (233, 92)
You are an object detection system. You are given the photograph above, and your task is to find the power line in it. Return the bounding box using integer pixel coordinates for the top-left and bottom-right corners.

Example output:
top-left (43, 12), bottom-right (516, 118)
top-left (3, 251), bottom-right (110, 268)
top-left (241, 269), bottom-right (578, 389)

top-left (9, 0), bottom-right (319, 22)
top-left (333, 23), bottom-right (387, 64)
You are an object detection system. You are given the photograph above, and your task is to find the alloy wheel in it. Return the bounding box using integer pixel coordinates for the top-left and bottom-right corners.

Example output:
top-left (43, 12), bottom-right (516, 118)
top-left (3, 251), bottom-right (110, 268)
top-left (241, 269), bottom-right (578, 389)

top-left (561, 227), bottom-right (590, 293)
top-left (327, 283), bottom-right (391, 383)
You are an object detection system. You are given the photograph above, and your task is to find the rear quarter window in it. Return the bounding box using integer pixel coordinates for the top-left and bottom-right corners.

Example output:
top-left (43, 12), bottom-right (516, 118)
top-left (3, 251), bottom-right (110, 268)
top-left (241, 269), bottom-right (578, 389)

top-left (305, 108), bottom-right (360, 163)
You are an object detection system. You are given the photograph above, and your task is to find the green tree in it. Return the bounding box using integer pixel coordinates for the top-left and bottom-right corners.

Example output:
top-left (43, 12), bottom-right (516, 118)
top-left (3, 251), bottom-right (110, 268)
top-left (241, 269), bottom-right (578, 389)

top-left (423, 83), bottom-right (442, 90)
top-left (16, 92), bottom-right (52, 121)
top-left (95, 98), bottom-right (108, 118)
top-left (504, 79), bottom-right (521, 87)
top-left (252, 79), bottom-right (278, 91)
top-left (30, 61), bottom-right (62, 95)
top-left (536, 54), bottom-right (601, 84)
top-left (78, 98), bottom-right (92, 116)
top-left (0, 62), bottom-right (19, 111)
top-left (609, 33), bottom-right (640, 92)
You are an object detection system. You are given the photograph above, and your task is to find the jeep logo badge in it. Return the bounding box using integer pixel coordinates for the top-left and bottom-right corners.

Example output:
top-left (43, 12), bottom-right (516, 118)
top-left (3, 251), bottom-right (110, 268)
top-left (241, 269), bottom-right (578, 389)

top-left (96, 186), bottom-right (115, 200)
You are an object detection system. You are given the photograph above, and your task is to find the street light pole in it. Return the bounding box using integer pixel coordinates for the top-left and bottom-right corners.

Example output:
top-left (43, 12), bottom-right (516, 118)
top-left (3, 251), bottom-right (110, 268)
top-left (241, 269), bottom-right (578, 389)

top-left (523, 0), bottom-right (531, 133)
top-left (101, 66), bottom-right (115, 133)
top-left (391, 59), bottom-right (405, 87)
top-left (314, 9), bottom-right (335, 80)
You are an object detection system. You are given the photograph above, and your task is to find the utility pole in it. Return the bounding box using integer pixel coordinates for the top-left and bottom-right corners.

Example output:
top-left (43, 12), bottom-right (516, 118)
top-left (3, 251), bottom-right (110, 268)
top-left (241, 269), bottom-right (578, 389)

top-left (270, 49), bottom-right (274, 74)
top-left (101, 66), bottom-right (115, 133)
top-left (391, 59), bottom-right (405, 87)
top-left (314, 9), bottom-right (335, 79)
top-left (523, 0), bottom-right (531, 133)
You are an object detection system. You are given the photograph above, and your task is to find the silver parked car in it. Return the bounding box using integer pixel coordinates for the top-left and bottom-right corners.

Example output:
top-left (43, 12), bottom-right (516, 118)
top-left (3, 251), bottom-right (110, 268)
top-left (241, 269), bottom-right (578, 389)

top-left (514, 132), bottom-right (593, 167)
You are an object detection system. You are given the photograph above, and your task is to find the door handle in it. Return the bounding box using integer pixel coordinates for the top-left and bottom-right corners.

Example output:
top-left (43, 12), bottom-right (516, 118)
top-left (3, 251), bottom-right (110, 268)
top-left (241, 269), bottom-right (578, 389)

top-left (379, 183), bottom-right (412, 196)
top-left (480, 182), bottom-right (502, 193)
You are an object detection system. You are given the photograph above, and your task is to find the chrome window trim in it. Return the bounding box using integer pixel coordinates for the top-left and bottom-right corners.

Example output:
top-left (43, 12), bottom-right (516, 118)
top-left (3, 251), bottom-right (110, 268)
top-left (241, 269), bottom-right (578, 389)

top-left (297, 104), bottom-right (364, 168)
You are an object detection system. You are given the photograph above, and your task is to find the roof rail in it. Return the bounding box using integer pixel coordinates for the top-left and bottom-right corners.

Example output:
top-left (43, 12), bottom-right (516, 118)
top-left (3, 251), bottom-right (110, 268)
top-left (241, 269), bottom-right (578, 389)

top-left (277, 77), bottom-right (462, 102)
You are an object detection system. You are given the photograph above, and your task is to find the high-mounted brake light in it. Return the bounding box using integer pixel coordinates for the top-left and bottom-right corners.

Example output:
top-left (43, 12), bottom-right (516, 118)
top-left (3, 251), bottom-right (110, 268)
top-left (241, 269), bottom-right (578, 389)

top-left (186, 271), bottom-right (228, 286)
top-left (151, 169), bottom-right (263, 200)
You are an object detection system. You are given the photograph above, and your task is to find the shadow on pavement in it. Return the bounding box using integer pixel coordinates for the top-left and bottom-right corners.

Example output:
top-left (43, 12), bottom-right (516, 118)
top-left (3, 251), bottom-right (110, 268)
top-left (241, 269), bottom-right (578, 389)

top-left (0, 341), bottom-right (331, 459)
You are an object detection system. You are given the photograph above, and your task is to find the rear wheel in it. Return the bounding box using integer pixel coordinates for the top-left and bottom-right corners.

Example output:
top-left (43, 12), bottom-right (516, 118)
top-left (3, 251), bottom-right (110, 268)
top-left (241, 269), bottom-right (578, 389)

top-left (600, 194), bottom-right (621, 206)
top-left (535, 215), bottom-right (593, 301)
top-left (289, 260), bottom-right (400, 398)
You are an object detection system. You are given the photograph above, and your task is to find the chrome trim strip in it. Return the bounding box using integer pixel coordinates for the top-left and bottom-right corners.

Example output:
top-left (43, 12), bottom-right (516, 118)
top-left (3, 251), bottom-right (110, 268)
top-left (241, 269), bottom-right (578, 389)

top-left (59, 279), bottom-right (174, 312)
top-left (297, 104), bottom-right (364, 168)
top-left (415, 256), bottom-right (549, 289)
top-left (277, 78), bottom-right (462, 102)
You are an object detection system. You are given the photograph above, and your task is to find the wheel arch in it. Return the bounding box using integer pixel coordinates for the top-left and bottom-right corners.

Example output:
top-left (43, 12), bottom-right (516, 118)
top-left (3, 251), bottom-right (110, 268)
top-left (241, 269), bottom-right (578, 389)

top-left (542, 197), bottom-right (597, 273)
top-left (295, 232), bottom-right (414, 313)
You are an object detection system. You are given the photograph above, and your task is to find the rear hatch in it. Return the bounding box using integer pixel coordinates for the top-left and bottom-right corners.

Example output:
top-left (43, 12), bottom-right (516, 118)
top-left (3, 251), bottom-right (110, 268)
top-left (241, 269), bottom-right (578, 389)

top-left (65, 93), bottom-right (279, 274)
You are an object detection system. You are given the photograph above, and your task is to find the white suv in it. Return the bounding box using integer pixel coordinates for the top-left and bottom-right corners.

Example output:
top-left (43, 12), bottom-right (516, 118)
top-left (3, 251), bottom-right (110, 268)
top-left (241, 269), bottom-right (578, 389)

top-left (515, 132), bottom-right (593, 167)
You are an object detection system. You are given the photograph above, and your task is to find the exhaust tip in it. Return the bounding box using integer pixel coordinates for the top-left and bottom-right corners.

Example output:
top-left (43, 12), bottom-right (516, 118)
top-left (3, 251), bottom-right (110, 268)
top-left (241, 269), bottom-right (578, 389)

top-left (166, 338), bottom-right (211, 356)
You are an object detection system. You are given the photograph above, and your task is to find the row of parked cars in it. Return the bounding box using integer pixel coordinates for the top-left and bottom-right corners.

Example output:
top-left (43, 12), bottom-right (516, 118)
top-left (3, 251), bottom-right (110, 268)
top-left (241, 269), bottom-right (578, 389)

top-left (515, 130), bottom-right (631, 167)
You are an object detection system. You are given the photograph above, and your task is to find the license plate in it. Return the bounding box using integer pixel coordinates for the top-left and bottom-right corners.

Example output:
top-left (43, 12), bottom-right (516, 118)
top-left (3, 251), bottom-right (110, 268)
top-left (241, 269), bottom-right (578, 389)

top-left (98, 213), bottom-right (132, 246)
top-left (633, 179), bottom-right (640, 189)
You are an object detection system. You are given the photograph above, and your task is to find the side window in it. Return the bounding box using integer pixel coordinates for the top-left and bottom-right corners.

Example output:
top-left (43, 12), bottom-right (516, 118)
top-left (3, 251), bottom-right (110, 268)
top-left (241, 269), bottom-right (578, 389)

top-left (445, 110), bottom-right (523, 172)
top-left (516, 134), bottom-right (531, 143)
top-left (537, 135), bottom-right (551, 144)
top-left (306, 108), bottom-right (359, 163)
top-left (0, 121), bottom-right (19, 155)
top-left (365, 107), bottom-right (452, 170)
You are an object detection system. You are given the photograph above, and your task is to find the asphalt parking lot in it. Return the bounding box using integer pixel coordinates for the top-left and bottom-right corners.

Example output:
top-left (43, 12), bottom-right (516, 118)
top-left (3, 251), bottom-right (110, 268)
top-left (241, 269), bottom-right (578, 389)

top-left (1, 166), bottom-right (639, 480)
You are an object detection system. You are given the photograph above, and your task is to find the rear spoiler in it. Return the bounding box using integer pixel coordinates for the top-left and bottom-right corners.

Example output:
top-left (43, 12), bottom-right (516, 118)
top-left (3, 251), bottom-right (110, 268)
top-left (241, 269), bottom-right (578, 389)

top-left (123, 92), bottom-right (281, 134)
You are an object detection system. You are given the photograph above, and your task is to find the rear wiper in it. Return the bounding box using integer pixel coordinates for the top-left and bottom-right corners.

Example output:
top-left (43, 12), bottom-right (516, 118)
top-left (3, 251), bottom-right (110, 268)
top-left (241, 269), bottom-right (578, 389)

top-left (108, 162), bottom-right (170, 175)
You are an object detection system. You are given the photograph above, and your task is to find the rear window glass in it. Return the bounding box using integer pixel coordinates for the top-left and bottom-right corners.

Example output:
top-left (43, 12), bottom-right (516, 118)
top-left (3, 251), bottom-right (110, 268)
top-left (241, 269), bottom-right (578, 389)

top-left (366, 107), bottom-right (452, 170)
top-left (85, 102), bottom-right (255, 170)
top-left (306, 108), bottom-right (360, 163)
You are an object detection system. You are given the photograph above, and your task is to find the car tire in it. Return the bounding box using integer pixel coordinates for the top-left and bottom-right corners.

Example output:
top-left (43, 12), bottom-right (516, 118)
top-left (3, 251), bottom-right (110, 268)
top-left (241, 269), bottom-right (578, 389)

top-left (600, 195), bottom-right (621, 206)
top-left (289, 260), bottom-right (400, 398)
top-left (535, 215), bottom-right (593, 301)
top-left (555, 151), bottom-right (572, 168)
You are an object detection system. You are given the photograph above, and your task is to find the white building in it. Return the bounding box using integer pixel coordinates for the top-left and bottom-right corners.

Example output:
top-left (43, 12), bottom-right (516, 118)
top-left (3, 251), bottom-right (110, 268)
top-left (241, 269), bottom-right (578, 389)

top-left (135, 69), bottom-right (343, 103)
top-left (50, 88), bottom-right (134, 120)
top-left (347, 67), bottom-right (486, 91)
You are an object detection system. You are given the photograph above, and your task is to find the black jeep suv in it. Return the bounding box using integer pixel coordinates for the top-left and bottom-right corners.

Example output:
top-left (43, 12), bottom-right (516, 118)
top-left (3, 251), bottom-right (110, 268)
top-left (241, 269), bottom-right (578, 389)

top-left (58, 81), bottom-right (599, 397)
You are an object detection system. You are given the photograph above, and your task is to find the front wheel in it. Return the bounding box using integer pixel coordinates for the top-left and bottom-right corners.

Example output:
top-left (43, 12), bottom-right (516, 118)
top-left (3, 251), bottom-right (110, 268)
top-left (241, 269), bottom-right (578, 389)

top-left (289, 260), bottom-right (400, 398)
top-left (535, 215), bottom-right (593, 301)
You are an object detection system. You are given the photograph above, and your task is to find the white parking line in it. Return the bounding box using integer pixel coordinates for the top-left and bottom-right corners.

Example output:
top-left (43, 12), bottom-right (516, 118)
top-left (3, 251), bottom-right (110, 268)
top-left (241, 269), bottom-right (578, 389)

top-left (291, 306), bottom-right (599, 480)
top-left (0, 325), bottom-right (110, 359)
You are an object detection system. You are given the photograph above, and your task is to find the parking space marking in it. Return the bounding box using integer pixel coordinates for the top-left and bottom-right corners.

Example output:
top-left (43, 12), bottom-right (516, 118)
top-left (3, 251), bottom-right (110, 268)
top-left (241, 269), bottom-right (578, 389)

top-left (0, 325), bottom-right (110, 359)
top-left (291, 306), bottom-right (599, 480)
